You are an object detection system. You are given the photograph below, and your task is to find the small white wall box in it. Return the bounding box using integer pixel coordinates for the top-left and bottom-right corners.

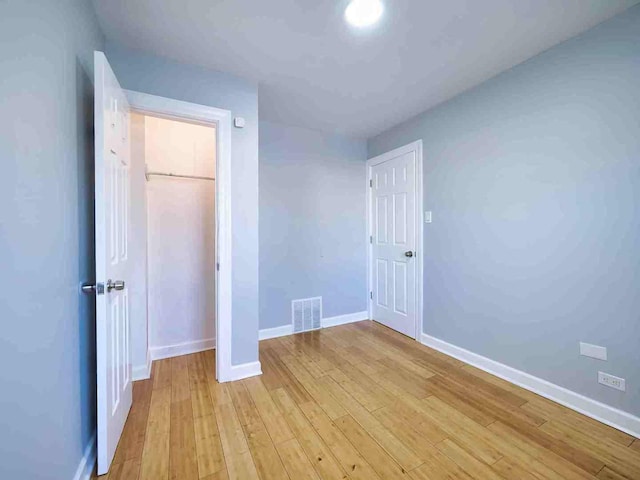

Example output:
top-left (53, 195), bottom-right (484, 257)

top-left (580, 342), bottom-right (607, 361)
top-left (234, 117), bottom-right (245, 128)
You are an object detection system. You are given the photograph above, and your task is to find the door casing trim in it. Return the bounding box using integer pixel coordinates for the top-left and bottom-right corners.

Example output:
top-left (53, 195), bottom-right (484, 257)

top-left (124, 89), bottom-right (234, 383)
top-left (366, 140), bottom-right (424, 341)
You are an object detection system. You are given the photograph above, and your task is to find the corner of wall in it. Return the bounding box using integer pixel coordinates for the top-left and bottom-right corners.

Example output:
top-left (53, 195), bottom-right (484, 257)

top-left (71, 432), bottom-right (96, 480)
top-left (132, 349), bottom-right (152, 381)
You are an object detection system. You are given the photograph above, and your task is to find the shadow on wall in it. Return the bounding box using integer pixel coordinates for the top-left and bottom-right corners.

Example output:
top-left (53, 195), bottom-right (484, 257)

top-left (75, 57), bottom-right (97, 444)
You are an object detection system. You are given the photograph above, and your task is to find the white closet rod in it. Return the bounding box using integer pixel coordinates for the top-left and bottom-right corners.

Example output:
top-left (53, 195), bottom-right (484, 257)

top-left (145, 171), bottom-right (215, 182)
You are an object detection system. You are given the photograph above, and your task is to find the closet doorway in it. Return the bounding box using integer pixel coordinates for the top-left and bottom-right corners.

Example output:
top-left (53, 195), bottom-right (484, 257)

top-left (135, 113), bottom-right (216, 361)
top-left (127, 90), bottom-right (233, 383)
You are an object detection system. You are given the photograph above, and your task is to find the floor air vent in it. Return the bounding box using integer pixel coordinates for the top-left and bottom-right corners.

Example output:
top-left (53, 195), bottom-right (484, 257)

top-left (292, 297), bottom-right (322, 333)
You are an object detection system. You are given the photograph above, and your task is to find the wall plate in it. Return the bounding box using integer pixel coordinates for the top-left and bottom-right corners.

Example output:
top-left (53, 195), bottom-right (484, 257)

top-left (580, 342), bottom-right (607, 361)
top-left (598, 371), bottom-right (625, 392)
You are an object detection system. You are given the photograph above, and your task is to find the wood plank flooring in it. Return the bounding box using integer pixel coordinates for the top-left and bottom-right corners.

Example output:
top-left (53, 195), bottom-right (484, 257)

top-left (96, 320), bottom-right (640, 480)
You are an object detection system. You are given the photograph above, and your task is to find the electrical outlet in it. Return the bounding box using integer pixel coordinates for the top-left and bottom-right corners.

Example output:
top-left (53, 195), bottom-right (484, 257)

top-left (598, 372), bottom-right (626, 392)
top-left (424, 211), bottom-right (432, 223)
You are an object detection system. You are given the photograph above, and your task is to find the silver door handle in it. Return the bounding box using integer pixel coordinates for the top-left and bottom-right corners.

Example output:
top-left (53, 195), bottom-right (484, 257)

top-left (106, 279), bottom-right (125, 292)
top-left (81, 282), bottom-right (104, 295)
top-left (404, 251), bottom-right (414, 258)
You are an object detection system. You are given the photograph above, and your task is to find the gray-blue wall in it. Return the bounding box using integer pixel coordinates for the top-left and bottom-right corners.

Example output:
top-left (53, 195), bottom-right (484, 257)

top-left (259, 121), bottom-right (368, 329)
top-left (0, 0), bottom-right (104, 478)
top-left (104, 43), bottom-right (260, 366)
top-left (368, 6), bottom-right (640, 417)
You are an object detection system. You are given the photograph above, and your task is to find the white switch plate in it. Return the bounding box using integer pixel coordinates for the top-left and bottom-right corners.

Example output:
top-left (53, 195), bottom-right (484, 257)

top-left (234, 117), bottom-right (245, 128)
top-left (424, 211), bottom-right (432, 223)
top-left (598, 372), bottom-right (626, 392)
top-left (580, 342), bottom-right (607, 361)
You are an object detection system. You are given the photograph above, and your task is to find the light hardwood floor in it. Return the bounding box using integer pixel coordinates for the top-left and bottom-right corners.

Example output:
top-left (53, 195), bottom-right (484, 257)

top-left (96, 320), bottom-right (640, 480)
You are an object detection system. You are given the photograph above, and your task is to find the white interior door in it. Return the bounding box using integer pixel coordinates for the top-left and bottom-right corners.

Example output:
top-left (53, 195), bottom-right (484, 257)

top-left (370, 150), bottom-right (417, 337)
top-left (94, 51), bottom-right (132, 475)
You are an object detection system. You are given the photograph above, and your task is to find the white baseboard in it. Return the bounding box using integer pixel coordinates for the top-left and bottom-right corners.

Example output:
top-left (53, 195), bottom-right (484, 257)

top-left (259, 311), bottom-right (369, 341)
top-left (226, 360), bottom-right (262, 382)
top-left (322, 310), bottom-right (369, 328)
top-left (150, 337), bottom-right (215, 361)
top-left (259, 324), bottom-right (293, 340)
top-left (420, 333), bottom-right (640, 439)
top-left (132, 349), bottom-right (152, 381)
top-left (72, 432), bottom-right (96, 480)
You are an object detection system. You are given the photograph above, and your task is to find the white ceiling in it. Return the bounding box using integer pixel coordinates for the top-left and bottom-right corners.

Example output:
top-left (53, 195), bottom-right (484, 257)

top-left (93, 0), bottom-right (639, 138)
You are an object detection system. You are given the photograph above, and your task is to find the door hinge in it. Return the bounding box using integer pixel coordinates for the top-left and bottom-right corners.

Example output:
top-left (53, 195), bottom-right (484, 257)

top-left (369, 179), bottom-right (373, 187)
top-left (216, 262), bottom-right (220, 271)
top-left (370, 291), bottom-right (373, 300)
top-left (369, 235), bottom-right (373, 244)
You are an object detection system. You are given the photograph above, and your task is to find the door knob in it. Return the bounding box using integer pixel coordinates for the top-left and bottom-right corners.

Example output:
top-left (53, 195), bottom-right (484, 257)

top-left (81, 282), bottom-right (104, 295)
top-left (404, 251), bottom-right (414, 258)
top-left (106, 279), bottom-right (125, 292)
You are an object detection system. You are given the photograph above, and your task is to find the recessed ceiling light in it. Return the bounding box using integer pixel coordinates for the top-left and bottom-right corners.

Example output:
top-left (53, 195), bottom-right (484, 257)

top-left (345, 0), bottom-right (384, 28)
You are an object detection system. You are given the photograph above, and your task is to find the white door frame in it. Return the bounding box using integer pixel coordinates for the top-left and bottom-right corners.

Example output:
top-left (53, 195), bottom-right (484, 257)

top-left (124, 90), bottom-right (233, 382)
top-left (366, 140), bottom-right (424, 341)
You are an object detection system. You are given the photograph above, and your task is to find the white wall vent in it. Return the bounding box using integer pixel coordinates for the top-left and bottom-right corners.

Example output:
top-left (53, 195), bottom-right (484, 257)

top-left (292, 297), bottom-right (322, 334)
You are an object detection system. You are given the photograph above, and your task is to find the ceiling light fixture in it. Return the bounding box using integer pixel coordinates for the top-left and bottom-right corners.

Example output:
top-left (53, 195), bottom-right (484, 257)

top-left (345, 0), bottom-right (384, 28)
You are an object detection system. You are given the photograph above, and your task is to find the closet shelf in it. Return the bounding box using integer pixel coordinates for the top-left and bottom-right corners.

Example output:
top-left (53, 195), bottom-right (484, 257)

top-left (145, 171), bottom-right (215, 182)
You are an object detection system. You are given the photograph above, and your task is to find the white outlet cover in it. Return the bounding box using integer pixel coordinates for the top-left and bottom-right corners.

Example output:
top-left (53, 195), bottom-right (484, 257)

top-left (424, 211), bottom-right (432, 223)
top-left (234, 117), bottom-right (245, 128)
top-left (598, 371), bottom-right (626, 392)
top-left (580, 342), bottom-right (607, 361)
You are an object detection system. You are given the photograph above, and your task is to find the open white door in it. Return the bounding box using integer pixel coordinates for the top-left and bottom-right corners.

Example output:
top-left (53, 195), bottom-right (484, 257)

top-left (94, 51), bottom-right (132, 475)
